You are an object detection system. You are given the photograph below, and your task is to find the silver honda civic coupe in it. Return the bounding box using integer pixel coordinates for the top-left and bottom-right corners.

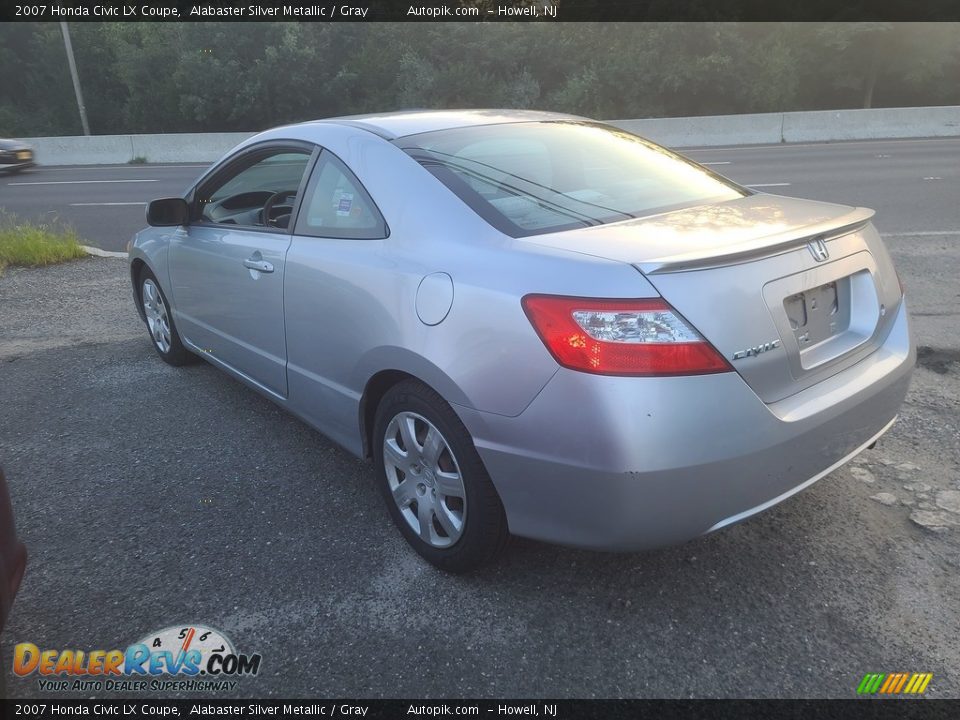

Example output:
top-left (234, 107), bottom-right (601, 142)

top-left (129, 110), bottom-right (914, 572)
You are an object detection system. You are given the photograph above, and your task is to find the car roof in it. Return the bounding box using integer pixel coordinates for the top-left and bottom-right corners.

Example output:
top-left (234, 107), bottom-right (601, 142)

top-left (289, 109), bottom-right (590, 141)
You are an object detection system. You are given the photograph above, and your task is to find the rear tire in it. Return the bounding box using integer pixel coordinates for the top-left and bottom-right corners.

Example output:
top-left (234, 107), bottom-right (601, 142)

top-left (138, 266), bottom-right (196, 367)
top-left (373, 380), bottom-right (509, 573)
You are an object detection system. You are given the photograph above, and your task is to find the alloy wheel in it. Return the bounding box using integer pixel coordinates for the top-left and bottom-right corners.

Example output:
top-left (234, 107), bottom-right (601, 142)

top-left (383, 411), bottom-right (467, 548)
top-left (142, 278), bottom-right (172, 354)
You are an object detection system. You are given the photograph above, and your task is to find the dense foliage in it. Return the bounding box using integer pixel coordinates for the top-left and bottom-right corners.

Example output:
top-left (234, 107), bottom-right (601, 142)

top-left (1, 22), bottom-right (957, 136)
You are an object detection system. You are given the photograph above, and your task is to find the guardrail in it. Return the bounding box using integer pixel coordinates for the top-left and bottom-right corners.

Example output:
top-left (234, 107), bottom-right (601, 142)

top-left (15, 106), bottom-right (960, 165)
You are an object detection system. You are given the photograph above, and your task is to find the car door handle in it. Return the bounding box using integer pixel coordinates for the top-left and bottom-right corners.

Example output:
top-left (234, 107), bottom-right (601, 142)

top-left (243, 258), bottom-right (274, 273)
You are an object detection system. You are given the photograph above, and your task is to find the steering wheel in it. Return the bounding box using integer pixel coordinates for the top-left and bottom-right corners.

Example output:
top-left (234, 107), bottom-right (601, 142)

top-left (262, 190), bottom-right (298, 227)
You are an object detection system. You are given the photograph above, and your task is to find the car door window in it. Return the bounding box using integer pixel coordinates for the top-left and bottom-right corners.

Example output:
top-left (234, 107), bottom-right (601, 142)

top-left (294, 152), bottom-right (388, 239)
top-left (197, 150), bottom-right (311, 229)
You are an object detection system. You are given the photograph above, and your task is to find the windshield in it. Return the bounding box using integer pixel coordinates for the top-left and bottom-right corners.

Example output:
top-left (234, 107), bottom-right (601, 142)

top-left (395, 121), bottom-right (749, 238)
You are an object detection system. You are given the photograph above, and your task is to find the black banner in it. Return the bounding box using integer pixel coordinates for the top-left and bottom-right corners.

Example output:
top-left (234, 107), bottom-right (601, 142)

top-left (3, 0), bottom-right (960, 23)
top-left (2, 700), bottom-right (960, 720)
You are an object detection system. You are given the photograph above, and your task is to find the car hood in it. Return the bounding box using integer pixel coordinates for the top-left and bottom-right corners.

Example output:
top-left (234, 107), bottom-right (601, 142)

top-left (520, 194), bottom-right (874, 274)
top-left (0, 139), bottom-right (31, 151)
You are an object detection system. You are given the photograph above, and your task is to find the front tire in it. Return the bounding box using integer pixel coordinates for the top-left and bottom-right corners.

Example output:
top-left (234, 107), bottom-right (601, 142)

top-left (139, 267), bottom-right (195, 366)
top-left (373, 380), bottom-right (509, 573)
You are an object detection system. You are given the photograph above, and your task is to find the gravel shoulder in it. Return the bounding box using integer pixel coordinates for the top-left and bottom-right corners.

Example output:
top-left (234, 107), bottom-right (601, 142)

top-left (0, 255), bottom-right (958, 699)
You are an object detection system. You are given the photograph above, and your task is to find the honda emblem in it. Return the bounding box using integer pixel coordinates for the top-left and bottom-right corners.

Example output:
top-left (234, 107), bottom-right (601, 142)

top-left (808, 238), bottom-right (829, 262)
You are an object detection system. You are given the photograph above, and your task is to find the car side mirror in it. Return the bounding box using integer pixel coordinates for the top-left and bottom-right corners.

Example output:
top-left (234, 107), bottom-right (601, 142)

top-left (146, 197), bottom-right (190, 227)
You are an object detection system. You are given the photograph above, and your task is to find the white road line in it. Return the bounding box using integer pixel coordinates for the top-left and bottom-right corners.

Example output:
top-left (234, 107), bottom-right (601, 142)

top-left (881, 230), bottom-right (959, 237)
top-left (745, 182), bottom-right (791, 188)
top-left (684, 137), bottom-right (960, 152)
top-left (70, 202), bottom-right (147, 206)
top-left (52, 164), bottom-right (208, 170)
top-left (7, 179), bottom-right (159, 186)
top-left (702, 161), bottom-right (732, 165)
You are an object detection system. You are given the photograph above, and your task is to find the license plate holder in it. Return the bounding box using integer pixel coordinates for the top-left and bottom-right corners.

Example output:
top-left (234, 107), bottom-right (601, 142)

top-left (763, 253), bottom-right (881, 377)
top-left (783, 277), bottom-right (852, 351)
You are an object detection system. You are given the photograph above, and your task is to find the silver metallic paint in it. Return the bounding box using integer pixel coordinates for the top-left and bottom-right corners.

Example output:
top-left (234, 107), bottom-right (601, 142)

top-left (130, 111), bottom-right (915, 551)
top-left (458, 299), bottom-right (913, 549)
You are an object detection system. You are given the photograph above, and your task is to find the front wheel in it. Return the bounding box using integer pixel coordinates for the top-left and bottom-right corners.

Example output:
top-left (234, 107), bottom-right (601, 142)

top-left (139, 267), bottom-right (196, 366)
top-left (373, 380), bottom-right (509, 573)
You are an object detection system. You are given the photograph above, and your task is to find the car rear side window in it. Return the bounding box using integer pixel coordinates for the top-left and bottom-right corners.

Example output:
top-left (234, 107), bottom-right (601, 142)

top-left (294, 152), bottom-right (388, 240)
top-left (395, 121), bottom-right (748, 238)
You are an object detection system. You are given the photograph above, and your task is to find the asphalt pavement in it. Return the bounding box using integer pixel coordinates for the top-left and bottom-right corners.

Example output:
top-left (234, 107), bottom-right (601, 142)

top-left (1, 137), bottom-right (957, 251)
top-left (0, 164), bottom-right (204, 252)
top-left (0, 137), bottom-right (958, 699)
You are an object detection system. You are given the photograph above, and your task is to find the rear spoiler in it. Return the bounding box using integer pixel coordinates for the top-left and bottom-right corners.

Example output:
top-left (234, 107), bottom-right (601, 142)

top-left (635, 207), bottom-right (875, 275)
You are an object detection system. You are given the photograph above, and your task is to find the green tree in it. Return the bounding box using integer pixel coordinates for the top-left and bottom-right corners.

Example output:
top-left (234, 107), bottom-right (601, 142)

top-left (1, 22), bottom-right (958, 137)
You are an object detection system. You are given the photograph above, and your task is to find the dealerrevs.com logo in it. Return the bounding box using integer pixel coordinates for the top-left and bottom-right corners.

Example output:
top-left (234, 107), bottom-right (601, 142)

top-left (13, 624), bottom-right (261, 693)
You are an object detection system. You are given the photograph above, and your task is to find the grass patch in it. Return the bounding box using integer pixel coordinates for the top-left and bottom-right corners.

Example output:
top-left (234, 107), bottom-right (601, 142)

top-left (128, 155), bottom-right (148, 164)
top-left (0, 212), bottom-right (89, 275)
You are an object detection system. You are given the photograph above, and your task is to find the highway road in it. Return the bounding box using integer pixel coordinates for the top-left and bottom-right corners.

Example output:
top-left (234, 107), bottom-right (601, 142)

top-left (0, 137), bottom-right (958, 252)
top-left (1, 136), bottom-right (959, 700)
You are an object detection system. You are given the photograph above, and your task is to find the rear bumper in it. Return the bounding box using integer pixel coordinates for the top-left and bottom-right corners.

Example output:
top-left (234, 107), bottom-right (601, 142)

top-left (456, 298), bottom-right (915, 551)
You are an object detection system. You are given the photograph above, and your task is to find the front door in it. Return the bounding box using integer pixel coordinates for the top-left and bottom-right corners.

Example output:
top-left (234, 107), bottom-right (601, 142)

top-left (169, 145), bottom-right (315, 397)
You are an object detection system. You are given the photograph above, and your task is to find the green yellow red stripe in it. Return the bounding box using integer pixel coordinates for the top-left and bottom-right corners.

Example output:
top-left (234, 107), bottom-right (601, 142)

top-left (857, 672), bottom-right (932, 695)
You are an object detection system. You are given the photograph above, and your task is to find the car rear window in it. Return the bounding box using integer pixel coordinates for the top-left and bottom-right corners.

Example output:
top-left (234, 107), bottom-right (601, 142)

top-left (395, 121), bottom-right (748, 238)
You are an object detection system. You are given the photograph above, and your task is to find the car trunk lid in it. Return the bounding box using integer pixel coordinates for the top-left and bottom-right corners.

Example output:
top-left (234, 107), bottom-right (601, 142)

top-left (522, 194), bottom-right (903, 402)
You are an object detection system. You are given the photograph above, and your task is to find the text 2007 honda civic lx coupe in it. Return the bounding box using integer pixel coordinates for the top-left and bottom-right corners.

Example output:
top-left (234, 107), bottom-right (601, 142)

top-left (129, 110), bottom-right (914, 572)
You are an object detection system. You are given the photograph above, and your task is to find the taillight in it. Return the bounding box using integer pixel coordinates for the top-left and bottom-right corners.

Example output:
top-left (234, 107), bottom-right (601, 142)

top-left (521, 295), bottom-right (732, 376)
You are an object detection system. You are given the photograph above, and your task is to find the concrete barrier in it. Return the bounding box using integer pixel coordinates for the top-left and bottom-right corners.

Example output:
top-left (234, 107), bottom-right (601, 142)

top-left (611, 105), bottom-right (960, 148)
top-left (611, 112), bottom-right (784, 148)
top-left (15, 134), bottom-right (135, 166)
top-left (16, 131), bottom-right (255, 166)
top-left (779, 106), bottom-right (960, 143)
top-left (14, 106), bottom-right (960, 164)
top-left (130, 132), bottom-right (256, 163)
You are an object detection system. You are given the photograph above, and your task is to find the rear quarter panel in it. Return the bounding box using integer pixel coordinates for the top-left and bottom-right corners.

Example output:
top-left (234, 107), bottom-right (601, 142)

top-left (281, 128), bottom-right (661, 454)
